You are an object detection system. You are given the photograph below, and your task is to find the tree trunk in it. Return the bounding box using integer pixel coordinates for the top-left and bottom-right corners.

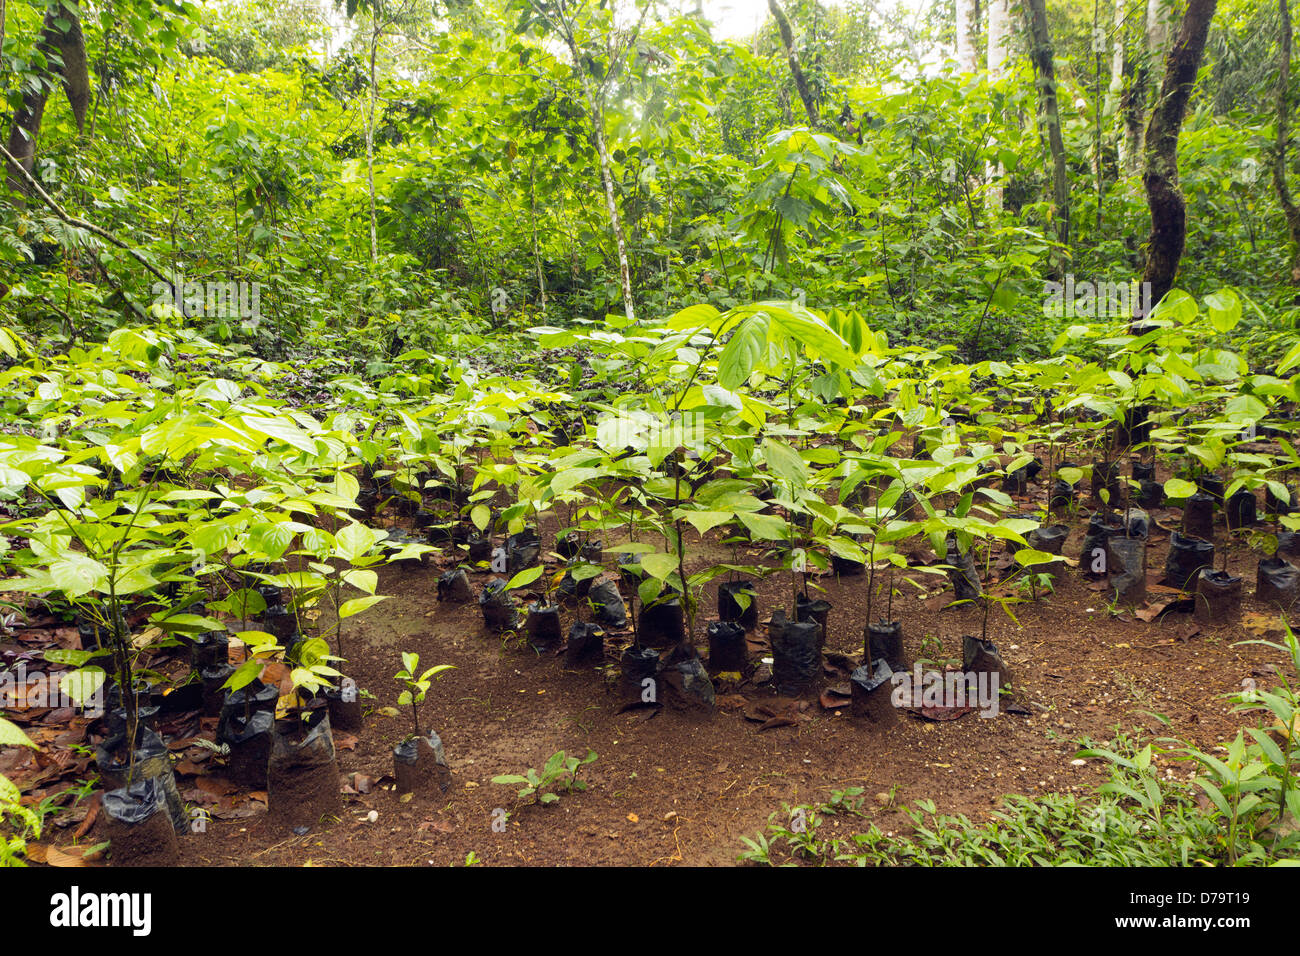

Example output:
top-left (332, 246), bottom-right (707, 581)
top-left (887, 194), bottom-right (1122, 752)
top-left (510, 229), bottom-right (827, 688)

top-left (1127, 0), bottom-right (1172, 173)
top-left (365, 19), bottom-right (380, 263)
top-left (1140, 0), bottom-right (1218, 310)
top-left (3, 1), bottom-right (90, 194)
top-left (767, 0), bottom-right (819, 127)
top-left (1273, 0), bottom-right (1300, 283)
top-left (1108, 0), bottom-right (1139, 179)
top-left (988, 0), bottom-right (1010, 71)
top-left (986, 0), bottom-right (1010, 209)
top-left (591, 100), bottom-right (636, 324)
top-left (1146, 0), bottom-right (1170, 58)
top-left (1022, 0), bottom-right (1070, 250)
top-left (956, 0), bottom-right (979, 73)
top-left (529, 157), bottom-right (547, 310)
top-left (1104, 0), bottom-right (1127, 121)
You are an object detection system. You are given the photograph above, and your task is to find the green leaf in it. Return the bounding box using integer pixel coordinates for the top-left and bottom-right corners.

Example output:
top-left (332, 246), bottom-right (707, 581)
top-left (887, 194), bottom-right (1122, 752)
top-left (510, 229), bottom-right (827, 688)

top-left (246, 522), bottom-right (294, 561)
top-left (638, 575), bottom-right (663, 606)
top-left (0, 716), bottom-right (37, 748)
top-left (505, 565), bottom-right (544, 590)
top-left (718, 313), bottom-right (769, 390)
top-left (639, 551), bottom-right (678, 581)
top-left (1014, 548), bottom-right (1056, 567)
top-left (1204, 289), bottom-right (1241, 333)
top-left (1163, 478), bottom-right (1197, 500)
top-left (737, 510), bottom-right (790, 542)
top-left (339, 595), bottom-right (389, 619)
top-left (223, 659), bottom-right (265, 694)
top-left (43, 648), bottom-right (102, 667)
top-left (154, 613), bottom-right (223, 634)
top-left (1278, 339), bottom-right (1300, 375)
top-left (341, 568), bottom-right (378, 594)
top-left (48, 554), bottom-right (108, 598)
top-left (681, 510), bottom-right (733, 535)
top-left (762, 437), bottom-right (808, 491)
top-left (551, 467), bottom-right (603, 495)
top-left (243, 414), bottom-right (319, 454)
top-left (59, 667), bottom-right (106, 707)
top-left (1057, 466), bottom-right (1084, 486)
top-left (335, 522), bottom-right (379, 563)
top-left (470, 505), bottom-right (490, 531)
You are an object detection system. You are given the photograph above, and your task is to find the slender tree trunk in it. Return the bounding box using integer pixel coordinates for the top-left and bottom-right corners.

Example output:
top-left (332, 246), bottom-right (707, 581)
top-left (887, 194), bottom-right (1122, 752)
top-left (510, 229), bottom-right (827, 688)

top-left (1022, 0), bottom-right (1070, 251)
top-left (530, 156), bottom-right (547, 310)
top-left (1105, 0), bottom-right (1127, 120)
top-left (767, 0), bottom-right (819, 126)
top-left (988, 0), bottom-right (1010, 70)
top-left (986, 0), bottom-right (1010, 210)
top-left (539, 0), bottom-right (647, 324)
top-left (591, 99), bottom-right (636, 323)
top-left (1140, 0), bottom-right (1218, 310)
top-left (1273, 0), bottom-right (1300, 283)
top-left (956, 0), bottom-right (979, 73)
top-left (1146, 0), bottom-right (1170, 58)
top-left (1092, 0), bottom-right (1104, 232)
top-left (366, 20), bottom-right (380, 263)
top-left (1128, 0), bottom-right (1172, 173)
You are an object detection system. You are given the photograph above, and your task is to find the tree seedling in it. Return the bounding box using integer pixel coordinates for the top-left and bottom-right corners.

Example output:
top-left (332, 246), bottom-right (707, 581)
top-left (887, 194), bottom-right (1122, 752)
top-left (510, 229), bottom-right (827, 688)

top-left (394, 652), bottom-right (455, 740)
top-left (491, 749), bottom-right (598, 805)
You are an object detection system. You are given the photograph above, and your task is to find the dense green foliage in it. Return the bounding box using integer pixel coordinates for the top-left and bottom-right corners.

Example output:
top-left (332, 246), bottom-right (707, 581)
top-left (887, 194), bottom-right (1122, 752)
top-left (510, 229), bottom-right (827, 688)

top-left (1, 0), bottom-right (1297, 362)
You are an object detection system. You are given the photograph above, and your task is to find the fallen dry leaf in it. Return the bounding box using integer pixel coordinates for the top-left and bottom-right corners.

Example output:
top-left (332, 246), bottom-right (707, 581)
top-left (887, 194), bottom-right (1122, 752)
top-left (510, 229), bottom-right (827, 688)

top-left (819, 687), bottom-right (852, 710)
top-left (72, 793), bottom-right (101, 840)
top-left (46, 844), bottom-right (104, 867)
top-left (196, 776), bottom-right (238, 797)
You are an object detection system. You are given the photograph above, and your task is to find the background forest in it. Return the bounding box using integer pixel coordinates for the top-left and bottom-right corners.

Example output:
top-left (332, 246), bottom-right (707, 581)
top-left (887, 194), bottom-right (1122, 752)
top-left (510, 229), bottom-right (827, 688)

top-left (1, 0), bottom-right (1296, 364)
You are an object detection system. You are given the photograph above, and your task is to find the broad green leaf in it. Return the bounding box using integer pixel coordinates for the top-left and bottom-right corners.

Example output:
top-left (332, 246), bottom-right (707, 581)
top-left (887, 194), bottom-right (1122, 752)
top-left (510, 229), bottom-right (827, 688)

top-left (718, 313), bottom-right (769, 390)
top-left (1162, 478), bottom-right (1197, 499)
top-left (505, 565), bottom-right (544, 590)
top-left (59, 667), bottom-right (106, 708)
top-left (639, 551), bottom-right (678, 581)
top-left (339, 595), bottom-right (389, 619)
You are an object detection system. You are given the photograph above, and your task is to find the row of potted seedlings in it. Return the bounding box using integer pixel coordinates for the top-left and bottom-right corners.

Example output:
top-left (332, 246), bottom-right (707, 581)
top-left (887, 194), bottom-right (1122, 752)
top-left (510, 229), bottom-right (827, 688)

top-left (77, 540), bottom-right (458, 864)
top-left (415, 445), bottom-right (1300, 731)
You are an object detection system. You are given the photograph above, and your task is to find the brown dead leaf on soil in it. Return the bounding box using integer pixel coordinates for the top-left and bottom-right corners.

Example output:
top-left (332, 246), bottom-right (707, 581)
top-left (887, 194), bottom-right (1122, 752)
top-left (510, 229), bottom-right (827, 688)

top-left (819, 687), bottom-right (851, 710)
top-left (196, 776), bottom-right (238, 797)
top-left (46, 844), bottom-right (105, 867)
top-left (24, 843), bottom-right (48, 864)
top-left (72, 793), bottom-right (101, 840)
